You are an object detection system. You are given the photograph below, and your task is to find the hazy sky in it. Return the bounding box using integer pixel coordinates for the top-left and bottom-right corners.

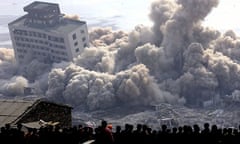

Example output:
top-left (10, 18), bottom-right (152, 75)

top-left (0, 0), bottom-right (239, 32)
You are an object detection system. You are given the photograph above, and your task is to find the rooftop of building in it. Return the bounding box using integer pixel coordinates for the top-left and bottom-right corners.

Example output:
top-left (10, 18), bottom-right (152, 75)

top-left (24, 1), bottom-right (60, 13)
top-left (8, 15), bottom-right (86, 34)
top-left (0, 98), bottom-right (72, 127)
top-left (0, 99), bottom-right (35, 127)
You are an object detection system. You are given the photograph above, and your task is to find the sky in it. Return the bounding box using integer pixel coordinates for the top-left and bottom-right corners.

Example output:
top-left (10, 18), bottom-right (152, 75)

top-left (0, 0), bottom-right (240, 33)
top-left (204, 0), bottom-right (240, 33)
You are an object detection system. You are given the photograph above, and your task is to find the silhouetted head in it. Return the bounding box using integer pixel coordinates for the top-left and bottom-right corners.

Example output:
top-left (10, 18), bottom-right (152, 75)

top-left (204, 123), bottom-right (210, 129)
top-left (172, 127), bottom-right (177, 133)
top-left (211, 125), bottom-right (218, 132)
top-left (116, 125), bottom-right (121, 132)
top-left (193, 124), bottom-right (200, 132)
top-left (5, 123), bottom-right (10, 130)
top-left (178, 126), bottom-right (183, 133)
top-left (161, 125), bottom-right (167, 131)
top-left (101, 120), bottom-right (108, 128)
top-left (136, 124), bottom-right (142, 131)
top-left (143, 125), bottom-right (148, 131)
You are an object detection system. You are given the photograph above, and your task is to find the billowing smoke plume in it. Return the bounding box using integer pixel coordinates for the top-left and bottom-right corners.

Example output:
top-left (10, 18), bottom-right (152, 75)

top-left (46, 63), bottom-right (180, 110)
top-left (0, 76), bottom-right (28, 96)
top-left (0, 48), bottom-right (28, 96)
top-left (63, 14), bottom-right (80, 20)
top-left (3, 0), bottom-right (240, 110)
top-left (74, 47), bottom-right (115, 73)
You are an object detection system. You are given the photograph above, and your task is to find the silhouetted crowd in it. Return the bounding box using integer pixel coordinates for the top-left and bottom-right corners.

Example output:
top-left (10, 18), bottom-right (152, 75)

top-left (1, 121), bottom-right (240, 144)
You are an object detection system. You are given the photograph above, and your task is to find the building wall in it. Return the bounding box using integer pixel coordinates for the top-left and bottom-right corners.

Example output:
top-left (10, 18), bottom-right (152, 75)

top-left (67, 24), bottom-right (89, 58)
top-left (16, 101), bottom-right (72, 128)
top-left (9, 25), bottom-right (71, 64)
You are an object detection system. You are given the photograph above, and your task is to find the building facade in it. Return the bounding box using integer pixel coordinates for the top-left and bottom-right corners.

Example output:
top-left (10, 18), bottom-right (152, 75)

top-left (8, 1), bottom-right (89, 64)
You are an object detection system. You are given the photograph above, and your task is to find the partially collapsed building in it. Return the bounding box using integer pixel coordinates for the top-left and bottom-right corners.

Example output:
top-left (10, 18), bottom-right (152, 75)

top-left (8, 1), bottom-right (89, 64)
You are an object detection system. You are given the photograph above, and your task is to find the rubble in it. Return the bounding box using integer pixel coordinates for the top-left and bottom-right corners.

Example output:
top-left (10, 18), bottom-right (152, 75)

top-left (73, 103), bottom-right (240, 130)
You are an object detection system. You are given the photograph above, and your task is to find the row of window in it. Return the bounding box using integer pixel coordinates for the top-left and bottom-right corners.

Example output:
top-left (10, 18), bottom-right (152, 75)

top-left (16, 41), bottom-right (87, 58)
top-left (18, 55), bottom-right (24, 59)
top-left (16, 43), bottom-right (67, 56)
top-left (13, 29), bottom-right (27, 36)
top-left (32, 50), bottom-right (67, 59)
top-left (15, 37), bottom-right (47, 45)
top-left (13, 29), bottom-right (64, 43)
top-left (52, 55), bottom-right (68, 61)
top-left (18, 52), bottom-right (68, 62)
top-left (16, 42), bottom-right (49, 50)
top-left (29, 13), bottom-right (56, 19)
top-left (27, 19), bottom-right (54, 25)
top-left (48, 35), bottom-right (64, 43)
top-left (50, 49), bottom-right (67, 56)
top-left (50, 43), bottom-right (65, 49)
top-left (14, 37), bottom-right (66, 50)
top-left (16, 49), bottom-right (27, 53)
top-left (33, 51), bottom-right (48, 57)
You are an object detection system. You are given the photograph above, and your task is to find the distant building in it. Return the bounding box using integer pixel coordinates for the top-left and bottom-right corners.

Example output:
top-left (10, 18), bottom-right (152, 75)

top-left (0, 99), bottom-right (72, 128)
top-left (8, 1), bottom-right (89, 64)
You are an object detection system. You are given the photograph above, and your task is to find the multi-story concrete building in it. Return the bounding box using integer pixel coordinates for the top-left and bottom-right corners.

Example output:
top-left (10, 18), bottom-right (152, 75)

top-left (8, 1), bottom-right (89, 64)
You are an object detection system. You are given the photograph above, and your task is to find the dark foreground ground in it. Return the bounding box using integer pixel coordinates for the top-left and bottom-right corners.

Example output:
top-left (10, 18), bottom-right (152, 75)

top-left (1, 121), bottom-right (240, 144)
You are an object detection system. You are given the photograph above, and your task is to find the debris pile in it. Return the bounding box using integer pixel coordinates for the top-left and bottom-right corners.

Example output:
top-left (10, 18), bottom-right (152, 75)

top-left (73, 103), bottom-right (240, 129)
